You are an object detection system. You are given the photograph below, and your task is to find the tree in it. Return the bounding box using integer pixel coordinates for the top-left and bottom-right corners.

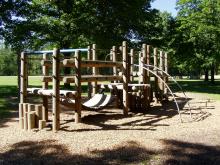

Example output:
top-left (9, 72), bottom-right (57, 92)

top-left (176, 0), bottom-right (220, 83)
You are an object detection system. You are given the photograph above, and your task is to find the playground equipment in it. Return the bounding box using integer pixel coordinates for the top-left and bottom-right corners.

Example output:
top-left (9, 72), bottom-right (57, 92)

top-left (19, 41), bottom-right (186, 132)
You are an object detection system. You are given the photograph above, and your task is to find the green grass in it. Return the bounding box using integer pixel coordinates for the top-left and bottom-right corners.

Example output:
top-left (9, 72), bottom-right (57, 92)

top-left (169, 79), bottom-right (220, 100)
top-left (0, 76), bottom-right (220, 119)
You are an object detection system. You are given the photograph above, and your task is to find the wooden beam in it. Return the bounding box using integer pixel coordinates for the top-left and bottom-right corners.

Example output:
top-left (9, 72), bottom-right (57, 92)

top-left (159, 51), bottom-right (165, 92)
top-left (74, 50), bottom-right (82, 123)
top-left (154, 48), bottom-right (159, 103)
top-left (20, 52), bottom-right (27, 103)
top-left (87, 46), bottom-right (92, 98)
top-left (41, 60), bottom-right (63, 67)
top-left (112, 46), bottom-right (118, 83)
top-left (122, 41), bottom-right (129, 115)
top-left (42, 53), bottom-right (49, 121)
top-left (52, 48), bottom-right (60, 132)
top-left (130, 49), bottom-right (134, 82)
top-left (63, 75), bottom-right (122, 83)
top-left (92, 44), bottom-right (98, 95)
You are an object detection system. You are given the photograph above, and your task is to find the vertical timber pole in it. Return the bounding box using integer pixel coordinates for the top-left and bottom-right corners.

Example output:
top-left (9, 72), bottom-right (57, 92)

top-left (42, 53), bottom-right (49, 121)
top-left (20, 52), bottom-right (27, 129)
top-left (138, 51), bottom-right (142, 84)
top-left (52, 48), bottom-right (60, 132)
top-left (154, 48), bottom-right (159, 104)
top-left (122, 41), bottom-right (129, 115)
top-left (75, 50), bottom-right (82, 123)
top-left (146, 45), bottom-right (150, 83)
top-left (87, 46), bottom-right (92, 98)
top-left (20, 52), bottom-right (27, 104)
top-left (159, 51), bottom-right (165, 93)
top-left (142, 44), bottom-right (148, 109)
top-left (112, 46), bottom-right (117, 83)
top-left (92, 44), bottom-right (98, 95)
top-left (164, 52), bottom-right (168, 94)
top-left (130, 49), bottom-right (134, 82)
top-left (142, 44), bottom-right (147, 84)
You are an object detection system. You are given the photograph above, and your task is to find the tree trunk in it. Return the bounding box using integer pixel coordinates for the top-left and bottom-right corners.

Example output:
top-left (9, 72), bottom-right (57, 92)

top-left (204, 69), bottom-right (209, 81)
top-left (211, 64), bottom-right (215, 84)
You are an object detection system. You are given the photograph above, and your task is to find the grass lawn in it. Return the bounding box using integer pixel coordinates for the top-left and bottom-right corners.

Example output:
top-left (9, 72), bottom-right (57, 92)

top-left (0, 76), bottom-right (220, 119)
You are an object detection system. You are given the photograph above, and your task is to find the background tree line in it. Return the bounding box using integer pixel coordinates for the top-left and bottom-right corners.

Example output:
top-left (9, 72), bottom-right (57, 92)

top-left (0, 0), bottom-right (219, 83)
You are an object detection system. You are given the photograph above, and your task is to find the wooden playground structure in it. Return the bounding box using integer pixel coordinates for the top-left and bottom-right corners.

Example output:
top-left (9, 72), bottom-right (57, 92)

top-left (19, 41), bottom-right (170, 132)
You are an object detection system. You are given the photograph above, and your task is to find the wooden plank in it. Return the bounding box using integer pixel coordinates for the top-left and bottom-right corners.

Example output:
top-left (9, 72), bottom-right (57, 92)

top-left (52, 48), bottom-right (60, 132)
top-left (74, 50), bottom-right (82, 123)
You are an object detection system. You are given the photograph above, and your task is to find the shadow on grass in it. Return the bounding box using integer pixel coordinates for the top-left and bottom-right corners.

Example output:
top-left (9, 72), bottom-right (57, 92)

top-left (0, 85), bottom-right (18, 128)
top-left (0, 139), bottom-right (219, 165)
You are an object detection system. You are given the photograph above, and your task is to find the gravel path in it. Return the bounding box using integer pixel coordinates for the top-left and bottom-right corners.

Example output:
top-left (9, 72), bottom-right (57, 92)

top-left (0, 92), bottom-right (220, 164)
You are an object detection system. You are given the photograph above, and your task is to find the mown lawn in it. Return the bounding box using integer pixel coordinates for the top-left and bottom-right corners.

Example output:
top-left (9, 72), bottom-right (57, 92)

top-left (0, 76), bottom-right (220, 119)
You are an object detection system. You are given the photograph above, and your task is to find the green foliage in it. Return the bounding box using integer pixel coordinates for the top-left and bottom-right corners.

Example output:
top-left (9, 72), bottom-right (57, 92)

top-left (0, 48), bottom-right (17, 75)
top-left (176, 0), bottom-right (220, 76)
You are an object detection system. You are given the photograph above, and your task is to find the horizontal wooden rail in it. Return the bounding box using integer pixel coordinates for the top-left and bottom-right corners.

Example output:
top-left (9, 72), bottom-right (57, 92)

top-left (63, 75), bottom-right (122, 83)
top-left (63, 59), bottom-right (122, 68)
top-left (41, 76), bottom-right (64, 82)
top-left (24, 48), bottom-right (88, 55)
top-left (41, 60), bottom-right (63, 67)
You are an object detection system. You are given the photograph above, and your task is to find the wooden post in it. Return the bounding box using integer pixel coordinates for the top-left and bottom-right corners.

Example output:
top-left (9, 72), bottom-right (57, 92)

top-left (87, 46), bottom-right (92, 98)
top-left (28, 112), bottom-right (36, 131)
top-left (130, 49), bottom-right (134, 82)
top-left (35, 104), bottom-right (43, 127)
top-left (154, 48), bottom-right (159, 103)
top-left (23, 103), bottom-right (28, 130)
top-left (112, 46), bottom-right (117, 83)
top-left (75, 50), bottom-right (82, 123)
top-left (20, 52), bottom-right (27, 103)
top-left (92, 44), bottom-right (98, 95)
top-left (138, 51), bottom-right (142, 84)
top-left (159, 51), bottom-right (164, 92)
top-left (122, 41), bottom-right (129, 115)
top-left (164, 52), bottom-right (168, 94)
top-left (52, 48), bottom-right (60, 132)
top-left (142, 44), bottom-right (147, 84)
top-left (19, 103), bottom-right (24, 129)
top-left (42, 53), bottom-right (49, 121)
top-left (39, 120), bottom-right (46, 130)
top-left (146, 45), bottom-right (150, 83)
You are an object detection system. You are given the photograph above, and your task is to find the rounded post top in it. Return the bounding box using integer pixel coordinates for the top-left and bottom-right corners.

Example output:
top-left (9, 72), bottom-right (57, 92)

top-left (122, 41), bottom-right (127, 46)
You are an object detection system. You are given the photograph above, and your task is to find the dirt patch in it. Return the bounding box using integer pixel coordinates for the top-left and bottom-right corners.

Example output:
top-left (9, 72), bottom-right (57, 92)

top-left (0, 93), bottom-right (220, 164)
